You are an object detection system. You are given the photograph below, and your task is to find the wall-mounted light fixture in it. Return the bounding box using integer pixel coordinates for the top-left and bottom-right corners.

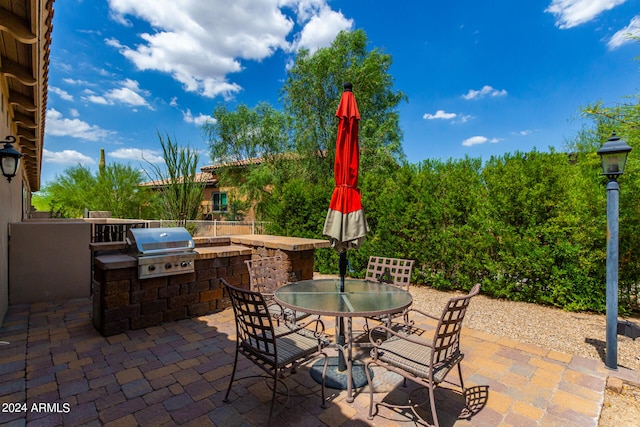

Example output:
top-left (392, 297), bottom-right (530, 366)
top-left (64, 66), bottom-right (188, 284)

top-left (0, 136), bottom-right (24, 182)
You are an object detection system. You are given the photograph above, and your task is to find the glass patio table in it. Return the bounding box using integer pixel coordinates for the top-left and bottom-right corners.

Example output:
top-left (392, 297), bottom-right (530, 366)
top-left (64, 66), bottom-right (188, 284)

top-left (274, 278), bottom-right (413, 402)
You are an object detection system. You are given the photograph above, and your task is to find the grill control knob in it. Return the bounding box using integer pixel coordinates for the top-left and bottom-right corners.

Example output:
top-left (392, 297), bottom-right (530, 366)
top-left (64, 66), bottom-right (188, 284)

top-left (181, 261), bottom-right (189, 267)
top-left (148, 265), bottom-right (156, 271)
top-left (165, 263), bottom-right (172, 269)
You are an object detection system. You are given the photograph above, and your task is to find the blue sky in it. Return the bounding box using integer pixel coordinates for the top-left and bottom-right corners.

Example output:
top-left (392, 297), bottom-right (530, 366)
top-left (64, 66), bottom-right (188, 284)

top-left (42, 0), bottom-right (640, 186)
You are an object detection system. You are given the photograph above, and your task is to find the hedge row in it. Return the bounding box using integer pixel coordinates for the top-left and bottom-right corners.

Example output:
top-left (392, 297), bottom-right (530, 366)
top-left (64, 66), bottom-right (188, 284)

top-left (301, 150), bottom-right (639, 314)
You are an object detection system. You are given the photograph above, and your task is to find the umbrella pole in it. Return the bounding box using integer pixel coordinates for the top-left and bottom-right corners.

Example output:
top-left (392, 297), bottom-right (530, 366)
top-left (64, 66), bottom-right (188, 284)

top-left (339, 251), bottom-right (347, 293)
top-left (338, 250), bottom-right (347, 371)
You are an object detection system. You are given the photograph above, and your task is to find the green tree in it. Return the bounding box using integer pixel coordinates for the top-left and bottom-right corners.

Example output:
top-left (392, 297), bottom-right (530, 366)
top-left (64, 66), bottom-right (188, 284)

top-left (96, 163), bottom-right (151, 219)
top-left (205, 102), bottom-right (291, 164)
top-left (145, 133), bottom-right (206, 225)
top-left (282, 29), bottom-right (406, 183)
top-left (40, 163), bottom-right (150, 218)
top-left (43, 165), bottom-right (97, 217)
top-left (205, 29), bottom-right (406, 237)
top-left (570, 94), bottom-right (640, 312)
top-left (203, 102), bottom-right (292, 218)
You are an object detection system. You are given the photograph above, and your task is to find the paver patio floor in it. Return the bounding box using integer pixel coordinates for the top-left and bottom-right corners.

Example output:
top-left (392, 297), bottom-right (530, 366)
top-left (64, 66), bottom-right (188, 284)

top-left (1, 297), bottom-right (636, 426)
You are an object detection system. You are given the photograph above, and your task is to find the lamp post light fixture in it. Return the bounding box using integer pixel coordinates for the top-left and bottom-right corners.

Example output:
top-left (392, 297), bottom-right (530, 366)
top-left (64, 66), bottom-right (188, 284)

top-left (0, 136), bottom-right (24, 183)
top-left (597, 131), bottom-right (632, 370)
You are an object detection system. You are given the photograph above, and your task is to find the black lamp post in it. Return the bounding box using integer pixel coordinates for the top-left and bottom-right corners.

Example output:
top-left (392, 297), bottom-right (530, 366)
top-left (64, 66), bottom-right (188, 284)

top-left (0, 136), bottom-right (24, 182)
top-left (597, 131), bottom-right (632, 370)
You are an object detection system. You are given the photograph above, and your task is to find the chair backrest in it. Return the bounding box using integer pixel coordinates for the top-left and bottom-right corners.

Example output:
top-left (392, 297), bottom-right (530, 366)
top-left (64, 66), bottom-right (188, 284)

top-left (222, 279), bottom-right (277, 358)
top-left (245, 256), bottom-right (288, 295)
top-left (432, 283), bottom-right (480, 365)
top-left (365, 256), bottom-right (414, 291)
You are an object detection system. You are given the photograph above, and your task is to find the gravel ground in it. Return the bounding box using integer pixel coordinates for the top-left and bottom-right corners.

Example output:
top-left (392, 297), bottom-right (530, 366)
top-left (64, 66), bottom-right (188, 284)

top-left (408, 284), bottom-right (640, 372)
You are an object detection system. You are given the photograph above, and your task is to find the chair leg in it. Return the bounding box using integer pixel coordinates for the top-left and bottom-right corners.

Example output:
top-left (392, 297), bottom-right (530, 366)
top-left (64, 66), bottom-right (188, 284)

top-left (267, 371), bottom-right (278, 427)
top-left (427, 385), bottom-right (440, 427)
top-left (365, 361), bottom-right (375, 420)
top-left (320, 353), bottom-right (329, 408)
top-left (223, 347), bottom-right (240, 403)
top-left (457, 362), bottom-right (465, 392)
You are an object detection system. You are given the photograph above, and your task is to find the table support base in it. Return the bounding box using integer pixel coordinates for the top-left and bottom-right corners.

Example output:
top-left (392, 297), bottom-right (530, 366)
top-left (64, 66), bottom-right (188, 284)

top-left (310, 357), bottom-right (372, 391)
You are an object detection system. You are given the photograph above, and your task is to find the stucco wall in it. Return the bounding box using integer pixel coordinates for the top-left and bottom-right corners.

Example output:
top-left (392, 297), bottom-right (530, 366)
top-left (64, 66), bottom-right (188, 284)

top-left (0, 177), bottom-right (25, 326)
top-left (9, 221), bottom-right (91, 304)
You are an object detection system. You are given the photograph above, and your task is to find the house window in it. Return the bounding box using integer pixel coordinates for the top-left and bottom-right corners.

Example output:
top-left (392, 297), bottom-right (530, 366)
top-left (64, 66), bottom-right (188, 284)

top-left (212, 192), bottom-right (228, 212)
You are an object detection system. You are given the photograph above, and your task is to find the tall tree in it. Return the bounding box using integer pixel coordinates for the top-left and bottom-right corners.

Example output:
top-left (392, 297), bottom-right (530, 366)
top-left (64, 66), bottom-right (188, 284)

top-left (282, 29), bottom-right (407, 182)
top-left (204, 102), bottom-right (291, 164)
top-left (204, 29), bottom-right (406, 230)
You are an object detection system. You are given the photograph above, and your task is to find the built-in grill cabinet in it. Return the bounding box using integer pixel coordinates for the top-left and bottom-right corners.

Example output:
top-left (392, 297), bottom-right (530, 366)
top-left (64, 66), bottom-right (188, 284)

top-left (126, 227), bottom-right (196, 279)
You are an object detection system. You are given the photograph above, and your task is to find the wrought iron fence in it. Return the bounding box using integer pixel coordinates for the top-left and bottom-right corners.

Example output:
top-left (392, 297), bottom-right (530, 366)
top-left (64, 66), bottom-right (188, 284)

top-left (91, 221), bottom-right (148, 242)
top-left (159, 220), bottom-right (270, 237)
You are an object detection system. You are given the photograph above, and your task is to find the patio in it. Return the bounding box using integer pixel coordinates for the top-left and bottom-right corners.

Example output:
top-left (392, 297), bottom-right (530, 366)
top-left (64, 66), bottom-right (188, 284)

top-left (0, 295), bottom-right (634, 426)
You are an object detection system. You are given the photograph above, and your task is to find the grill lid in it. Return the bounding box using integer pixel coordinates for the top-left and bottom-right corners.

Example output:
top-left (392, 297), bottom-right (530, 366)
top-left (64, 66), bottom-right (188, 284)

top-left (127, 227), bottom-right (195, 256)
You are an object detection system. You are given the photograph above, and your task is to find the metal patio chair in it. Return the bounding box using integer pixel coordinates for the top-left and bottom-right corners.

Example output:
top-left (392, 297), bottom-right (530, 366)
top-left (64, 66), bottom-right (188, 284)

top-left (222, 279), bottom-right (329, 426)
top-left (365, 283), bottom-right (481, 427)
top-left (245, 255), bottom-right (309, 325)
top-left (364, 256), bottom-right (414, 291)
top-left (363, 256), bottom-right (415, 330)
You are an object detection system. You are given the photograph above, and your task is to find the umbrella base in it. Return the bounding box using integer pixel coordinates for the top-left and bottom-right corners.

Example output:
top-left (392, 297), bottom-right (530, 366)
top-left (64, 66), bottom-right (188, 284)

top-left (310, 356), bottom-right (372, 390)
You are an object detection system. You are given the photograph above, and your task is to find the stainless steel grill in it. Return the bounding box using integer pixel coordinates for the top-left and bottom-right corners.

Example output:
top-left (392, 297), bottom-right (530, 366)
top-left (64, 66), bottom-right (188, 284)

top-left (127, 227), bottom-right (197, 279)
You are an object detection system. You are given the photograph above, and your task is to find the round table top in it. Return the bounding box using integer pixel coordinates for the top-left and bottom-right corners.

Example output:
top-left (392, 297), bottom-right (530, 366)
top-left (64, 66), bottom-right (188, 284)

top-left (274, 278), bottom-right (412, 317)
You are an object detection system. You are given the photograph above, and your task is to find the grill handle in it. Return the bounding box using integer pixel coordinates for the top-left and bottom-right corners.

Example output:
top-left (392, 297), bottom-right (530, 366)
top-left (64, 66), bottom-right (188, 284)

top-left (136, 248), bottom-right (195, 256)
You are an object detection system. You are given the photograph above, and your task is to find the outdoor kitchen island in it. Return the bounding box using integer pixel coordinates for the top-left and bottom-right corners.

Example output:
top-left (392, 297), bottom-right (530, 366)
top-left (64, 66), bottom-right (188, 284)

top-left (91, 234), bottom-right (330, 336)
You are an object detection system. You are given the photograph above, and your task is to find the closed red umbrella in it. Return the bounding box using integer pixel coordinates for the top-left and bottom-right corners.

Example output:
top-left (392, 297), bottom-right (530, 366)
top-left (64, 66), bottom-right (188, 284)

top-left (323, 82), bottom-right (369, 290)
top-left (322, 82), bottom-right (369, 377)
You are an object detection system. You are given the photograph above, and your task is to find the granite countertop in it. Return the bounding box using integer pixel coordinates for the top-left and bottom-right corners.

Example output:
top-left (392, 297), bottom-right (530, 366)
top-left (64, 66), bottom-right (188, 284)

top-left (230, 235), bottom-right (330, 251)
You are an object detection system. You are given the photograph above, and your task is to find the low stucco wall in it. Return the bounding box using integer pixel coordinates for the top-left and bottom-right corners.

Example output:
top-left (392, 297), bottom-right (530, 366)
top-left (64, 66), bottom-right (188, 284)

top-left (9, 221), bottom-right (91, 304)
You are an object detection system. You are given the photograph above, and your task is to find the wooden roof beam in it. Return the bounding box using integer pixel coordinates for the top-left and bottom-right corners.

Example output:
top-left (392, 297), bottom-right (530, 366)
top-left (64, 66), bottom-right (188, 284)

top-left (0, 6), bottom-right (37, 44)
top-left (9, 91), bottom-right (36, 111)
top-left (0, 56), bottom-right (36, 86)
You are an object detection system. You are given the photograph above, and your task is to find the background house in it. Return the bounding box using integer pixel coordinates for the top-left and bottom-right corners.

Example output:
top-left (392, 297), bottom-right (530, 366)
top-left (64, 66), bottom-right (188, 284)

top-left (140, 158), bottom-right (264, 221)
top-left (138, 171), bottom-right (221, 219)
top-left (200, 157), bottom-right (264, 221)
top-left (0, 0), bottom-right (53, 324)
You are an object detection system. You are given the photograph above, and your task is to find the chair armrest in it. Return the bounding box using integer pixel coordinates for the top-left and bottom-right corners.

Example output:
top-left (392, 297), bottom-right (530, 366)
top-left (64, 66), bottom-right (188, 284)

top-left (405, 307), bottom-right (440, 321)
top-left (368, 324), bottom-right (435, 350)
top-left (276, 317), bottom-right (326, 340)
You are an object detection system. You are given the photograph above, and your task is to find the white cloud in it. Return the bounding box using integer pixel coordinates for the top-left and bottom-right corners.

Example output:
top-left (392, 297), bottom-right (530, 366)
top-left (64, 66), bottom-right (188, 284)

top-left (106, 79), bottom-right (152, 108)
top-left (422, 110), bottom-right (473, 123)
top-left (462, 85), bottom-right (508, 100)
top-left (608, 15), bottom-right (640, 49)
top-left (462, 136), bottom-right (500, 147)
top-left (43, 149), bottom-right (96, 165)
top-left (546, 0), bottom-right (627, 29)
top-left (106, 0), bottom-right (350, 99)
top-left (50, 86), bottom-right (74, 101)
top-left (82, 79), bottom-right (152, 109)
top-left (183, 109), bottom-right (215, 126)
top-left (109, 148), bottom-right (165, 164)
top-left (63, 78), bottom-right (93, 86)
top-left (423, 110), bottom-right (457, 120)
top-left (289, 4), bottom-right (353, 53)
top-left (45, 108), bottom-right (114, 141)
